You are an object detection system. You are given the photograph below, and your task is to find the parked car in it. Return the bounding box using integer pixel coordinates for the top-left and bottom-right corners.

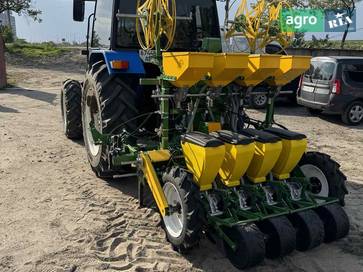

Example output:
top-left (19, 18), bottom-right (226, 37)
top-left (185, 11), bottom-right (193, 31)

top-left (297, 56), bottom-right (363, 125)
top-left (249, 78), bottom-right (300, 109)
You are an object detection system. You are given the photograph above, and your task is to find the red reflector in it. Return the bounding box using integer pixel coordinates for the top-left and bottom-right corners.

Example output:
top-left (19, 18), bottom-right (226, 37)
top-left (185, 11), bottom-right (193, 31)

top-left (110, 60), bottom-right (129, 70)
top-left (332, 79), bottom-right (341, 95)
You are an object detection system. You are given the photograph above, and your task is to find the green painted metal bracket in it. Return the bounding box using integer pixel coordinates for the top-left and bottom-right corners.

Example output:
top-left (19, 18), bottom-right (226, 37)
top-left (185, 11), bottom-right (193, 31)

top-left (90, 122), bottom-right (111, 145)
top-left (140, 75), bottom-right (176, 86)
top-left (140, 78), bottom-right (161, 86)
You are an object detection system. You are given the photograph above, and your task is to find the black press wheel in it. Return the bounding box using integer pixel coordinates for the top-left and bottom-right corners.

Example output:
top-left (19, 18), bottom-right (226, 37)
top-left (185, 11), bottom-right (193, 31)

top-left (289, 210), bottom-right (325, 251)
top-left (257, 216), bottom-right (296, 258)
top-left (223, 224), bottom-right (265, 269)
top-left (61, 79), bottom-right (83, 139)
top-left (82, 61), bottom-right (138, 178)
top-left (298, 152), bottom-right (348, 206)
top-left (162, 167), bottom-right (203, 251)
top-left (315, 203), bottom-right (350, 243)
top-left (342, 101), bottom-right (363, 125)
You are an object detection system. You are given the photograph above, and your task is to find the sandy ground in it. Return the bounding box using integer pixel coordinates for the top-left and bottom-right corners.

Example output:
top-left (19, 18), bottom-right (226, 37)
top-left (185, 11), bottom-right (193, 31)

top-left (1, 59), bottom-right (363, 272)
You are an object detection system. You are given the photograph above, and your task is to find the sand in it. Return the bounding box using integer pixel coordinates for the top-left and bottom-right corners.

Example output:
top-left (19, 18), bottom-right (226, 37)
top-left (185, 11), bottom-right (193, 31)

top-left (0, 56), bottom-right (363, 271)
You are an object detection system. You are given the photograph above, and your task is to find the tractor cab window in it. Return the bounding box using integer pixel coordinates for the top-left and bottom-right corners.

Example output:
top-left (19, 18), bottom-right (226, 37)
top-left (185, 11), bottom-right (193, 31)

top-left (115, 0), bottom-right (220, 50)
top-left (114, 1), bottom-right (139, 48)
top-left (92, 0), bottom-right (114, 48)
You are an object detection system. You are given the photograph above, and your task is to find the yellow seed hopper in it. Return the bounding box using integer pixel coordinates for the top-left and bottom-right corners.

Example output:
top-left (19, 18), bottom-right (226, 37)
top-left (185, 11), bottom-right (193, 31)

top-left (211, 130), bottom-right (255, 187)
top-left (268, 55), bottom-right (311, 86)
top-left (208, 53), bottom-right (249, 87)
top-left (239, 129), bottom-right (283, 183)
top-left (181, 132), bottom-right (225, 191)
top-left (162, 52), bottom-right (215, 88)
top-left (264, 128), bottom-right (307, 180)
top-left (236, 54), bottom-right (281, 87)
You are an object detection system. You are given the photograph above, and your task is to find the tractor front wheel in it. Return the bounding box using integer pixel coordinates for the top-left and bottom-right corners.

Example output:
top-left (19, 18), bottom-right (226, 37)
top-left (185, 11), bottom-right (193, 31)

top-left (61, 79), bottom-right (82, 139)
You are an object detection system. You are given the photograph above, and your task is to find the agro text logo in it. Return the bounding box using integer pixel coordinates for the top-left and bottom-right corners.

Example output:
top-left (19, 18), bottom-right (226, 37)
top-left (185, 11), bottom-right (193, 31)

top-left (280, 9), bottom-right (356, 32)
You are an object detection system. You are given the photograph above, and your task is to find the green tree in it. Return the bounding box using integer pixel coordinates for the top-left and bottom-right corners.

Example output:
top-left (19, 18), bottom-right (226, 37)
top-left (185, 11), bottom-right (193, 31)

top-left (0, 1), bottom-right (41, 87)
top-left (291, 32), bottom-right (306, 48)
top-left (0, 0), bottom-right (42, 33)
top-left (308, 34), bottom-right (333, 48)
top-left (0, 25), bottom-right (14, 42)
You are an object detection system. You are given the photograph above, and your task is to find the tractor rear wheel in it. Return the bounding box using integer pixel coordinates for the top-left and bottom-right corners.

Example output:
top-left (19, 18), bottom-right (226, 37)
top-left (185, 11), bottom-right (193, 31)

top-left (223, 224), bottom-right (265, 269)
top-left (315, 204), bottom-right (350, 243)
top-left (82, 61), bottom-right (138, 178)
top-left (257, 216), bottom-right (296, 258)
top-left (299, 152), bottom-right (348, 206)
top-left (61, 79), bottom-right (83, 139)
top-left (162, 167), bottom-right (203, 252)
top-left (289, 210), bottom-right (325, 251)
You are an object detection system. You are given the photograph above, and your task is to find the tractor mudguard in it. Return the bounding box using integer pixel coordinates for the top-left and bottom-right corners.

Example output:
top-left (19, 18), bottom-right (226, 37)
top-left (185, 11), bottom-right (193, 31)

top-left (90, 50), bottom-right (145, 75)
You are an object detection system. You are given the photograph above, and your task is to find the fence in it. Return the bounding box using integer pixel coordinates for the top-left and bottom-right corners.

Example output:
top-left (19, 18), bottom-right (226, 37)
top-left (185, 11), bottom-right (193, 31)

top-left (286, 48), bottom-right (363, 57)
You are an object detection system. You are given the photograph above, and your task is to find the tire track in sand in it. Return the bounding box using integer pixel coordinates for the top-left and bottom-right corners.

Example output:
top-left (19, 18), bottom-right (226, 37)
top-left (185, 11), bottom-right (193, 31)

top-left (61, 172), bottom-right (195, 271)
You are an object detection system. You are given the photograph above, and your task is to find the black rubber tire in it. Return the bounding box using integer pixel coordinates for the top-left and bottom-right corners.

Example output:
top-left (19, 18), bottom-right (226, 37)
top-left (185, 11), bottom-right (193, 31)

top-left (61, 79), bottom-right (83, 139)
top-left (341, 101), bottom-right (363, 125)
top-left (287, 94), bottom-right (297, 104)
top-left (249, 91), bottom-right (268, 109)
top-left (257, 216), bottom-right (296, 258)
top-left (299, 152), bottom-right (348, 206)
top-left (315, 204), bottom-right (350, 243)
top-left (307, 107), bottom-right (323, 116)
top-left (289, 210), bottom-right (325, 251)
top-left (223, 224), bottom-right (265, 269)
top-left (82, 61), bottom-right (138, 178)
top-left (162, 167), bottom-right (203, 251)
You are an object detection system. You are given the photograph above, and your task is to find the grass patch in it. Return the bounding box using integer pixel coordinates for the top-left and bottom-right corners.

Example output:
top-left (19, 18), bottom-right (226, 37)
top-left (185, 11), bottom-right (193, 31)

top-left (6, 40), bottom-right (69, 58)
top-left (330, 40), bottom-right (363, 50)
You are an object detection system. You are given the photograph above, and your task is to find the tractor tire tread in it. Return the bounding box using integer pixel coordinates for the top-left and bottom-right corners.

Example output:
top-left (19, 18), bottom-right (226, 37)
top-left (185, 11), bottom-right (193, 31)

top-left (61, 79), bottom-right (83, 139)
top-left (83, 62), bottom-right (138, 177)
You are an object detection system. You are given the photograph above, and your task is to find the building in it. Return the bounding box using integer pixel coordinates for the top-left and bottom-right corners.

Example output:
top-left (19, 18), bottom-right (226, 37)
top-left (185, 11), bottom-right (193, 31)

top-left (0, 12), bottom-right (17, 38)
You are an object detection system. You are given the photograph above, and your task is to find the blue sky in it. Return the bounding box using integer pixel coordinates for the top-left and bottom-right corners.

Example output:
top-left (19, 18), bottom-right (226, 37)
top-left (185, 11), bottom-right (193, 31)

top-left (14, 0), bottom-right (363, 43)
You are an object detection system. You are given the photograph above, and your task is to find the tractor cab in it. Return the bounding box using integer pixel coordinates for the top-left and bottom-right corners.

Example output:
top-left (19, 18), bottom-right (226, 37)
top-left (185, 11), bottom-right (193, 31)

top-left (75, 0), bottom-right (221, 55)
